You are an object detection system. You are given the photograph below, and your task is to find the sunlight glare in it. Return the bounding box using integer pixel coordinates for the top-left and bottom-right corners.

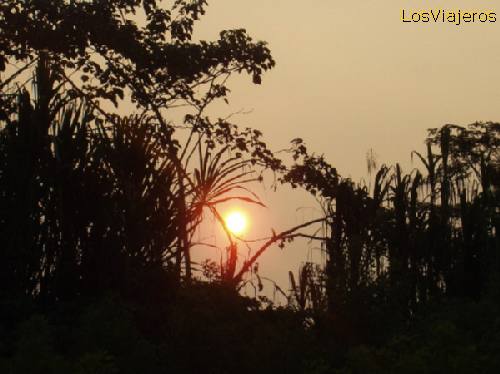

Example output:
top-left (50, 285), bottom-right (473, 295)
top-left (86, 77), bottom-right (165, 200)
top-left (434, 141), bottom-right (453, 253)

top-left (224, 211), bottom-right (247, 236)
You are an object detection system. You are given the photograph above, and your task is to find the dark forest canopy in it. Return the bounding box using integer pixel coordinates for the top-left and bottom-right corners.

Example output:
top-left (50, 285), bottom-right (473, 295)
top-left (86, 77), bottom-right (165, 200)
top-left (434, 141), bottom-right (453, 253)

top-left (1, 0), bottom-right (285, 291)
top-left (1, 1), bottom-right (500, 373)
top-left (0, 0), bottom-right (274, 108)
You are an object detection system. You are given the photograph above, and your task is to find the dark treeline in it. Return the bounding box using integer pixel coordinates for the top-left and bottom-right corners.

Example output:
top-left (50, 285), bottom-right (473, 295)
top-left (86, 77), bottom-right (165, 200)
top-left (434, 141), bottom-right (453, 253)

top-left (285, 124), bottom-right (499, 342)
top-left (1, 1), bottom-right (499, 373)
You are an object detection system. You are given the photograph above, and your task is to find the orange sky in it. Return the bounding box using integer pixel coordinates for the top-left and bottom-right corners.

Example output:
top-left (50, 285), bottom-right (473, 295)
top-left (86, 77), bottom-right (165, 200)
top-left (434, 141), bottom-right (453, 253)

top-left (190, 0), bottom-right (500, 297)
top-left (195, 0), bottom-right (500, 177)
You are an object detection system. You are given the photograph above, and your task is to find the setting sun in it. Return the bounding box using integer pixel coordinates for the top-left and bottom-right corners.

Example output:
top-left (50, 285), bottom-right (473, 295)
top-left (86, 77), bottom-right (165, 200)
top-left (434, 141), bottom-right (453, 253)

top-left (224, 211), bottom-right (247, 236)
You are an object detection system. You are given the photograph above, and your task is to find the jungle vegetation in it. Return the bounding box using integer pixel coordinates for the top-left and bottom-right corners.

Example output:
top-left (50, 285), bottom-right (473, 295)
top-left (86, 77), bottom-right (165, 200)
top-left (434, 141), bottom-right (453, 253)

top-left (0, 1), bottom-right (499, 373)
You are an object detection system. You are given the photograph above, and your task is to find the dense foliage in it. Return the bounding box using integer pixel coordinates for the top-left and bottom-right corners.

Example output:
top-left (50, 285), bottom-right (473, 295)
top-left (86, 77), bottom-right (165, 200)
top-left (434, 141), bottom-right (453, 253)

top-left (1, 1), bottom-right (499, 373)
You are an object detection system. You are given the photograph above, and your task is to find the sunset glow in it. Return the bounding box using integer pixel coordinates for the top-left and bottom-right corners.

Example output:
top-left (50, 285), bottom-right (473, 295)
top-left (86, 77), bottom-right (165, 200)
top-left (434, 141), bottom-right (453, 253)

top-left (224, 211), bottom-right (247, 236)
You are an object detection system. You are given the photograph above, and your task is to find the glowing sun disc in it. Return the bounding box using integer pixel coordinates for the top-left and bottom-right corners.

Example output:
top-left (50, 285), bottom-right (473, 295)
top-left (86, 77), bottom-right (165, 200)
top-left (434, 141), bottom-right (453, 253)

top-left (225, 211), bottom-right (247, 236)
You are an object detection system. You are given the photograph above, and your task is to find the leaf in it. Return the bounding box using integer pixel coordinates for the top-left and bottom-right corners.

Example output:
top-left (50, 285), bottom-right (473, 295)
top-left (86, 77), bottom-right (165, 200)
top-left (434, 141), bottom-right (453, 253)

top-left (252, 74), bottom-right (261, 84)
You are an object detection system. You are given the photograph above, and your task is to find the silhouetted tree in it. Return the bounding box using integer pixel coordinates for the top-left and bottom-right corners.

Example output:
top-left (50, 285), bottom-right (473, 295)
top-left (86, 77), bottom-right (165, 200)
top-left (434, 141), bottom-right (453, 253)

top-left (283, 124), bottom-right (498, 344)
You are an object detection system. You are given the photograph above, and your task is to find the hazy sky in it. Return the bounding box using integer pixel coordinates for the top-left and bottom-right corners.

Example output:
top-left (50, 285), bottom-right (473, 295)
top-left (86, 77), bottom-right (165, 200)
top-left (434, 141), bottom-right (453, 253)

top-left (195, 0), bottom-right (500, 176)
top-left (188, 0), bottom-right (500, 296)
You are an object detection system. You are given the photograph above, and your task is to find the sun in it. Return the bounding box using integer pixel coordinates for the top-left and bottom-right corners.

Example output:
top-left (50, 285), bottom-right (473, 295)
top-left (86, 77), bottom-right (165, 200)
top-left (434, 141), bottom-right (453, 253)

top-left (224, 211), bottom-right (247, 236)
